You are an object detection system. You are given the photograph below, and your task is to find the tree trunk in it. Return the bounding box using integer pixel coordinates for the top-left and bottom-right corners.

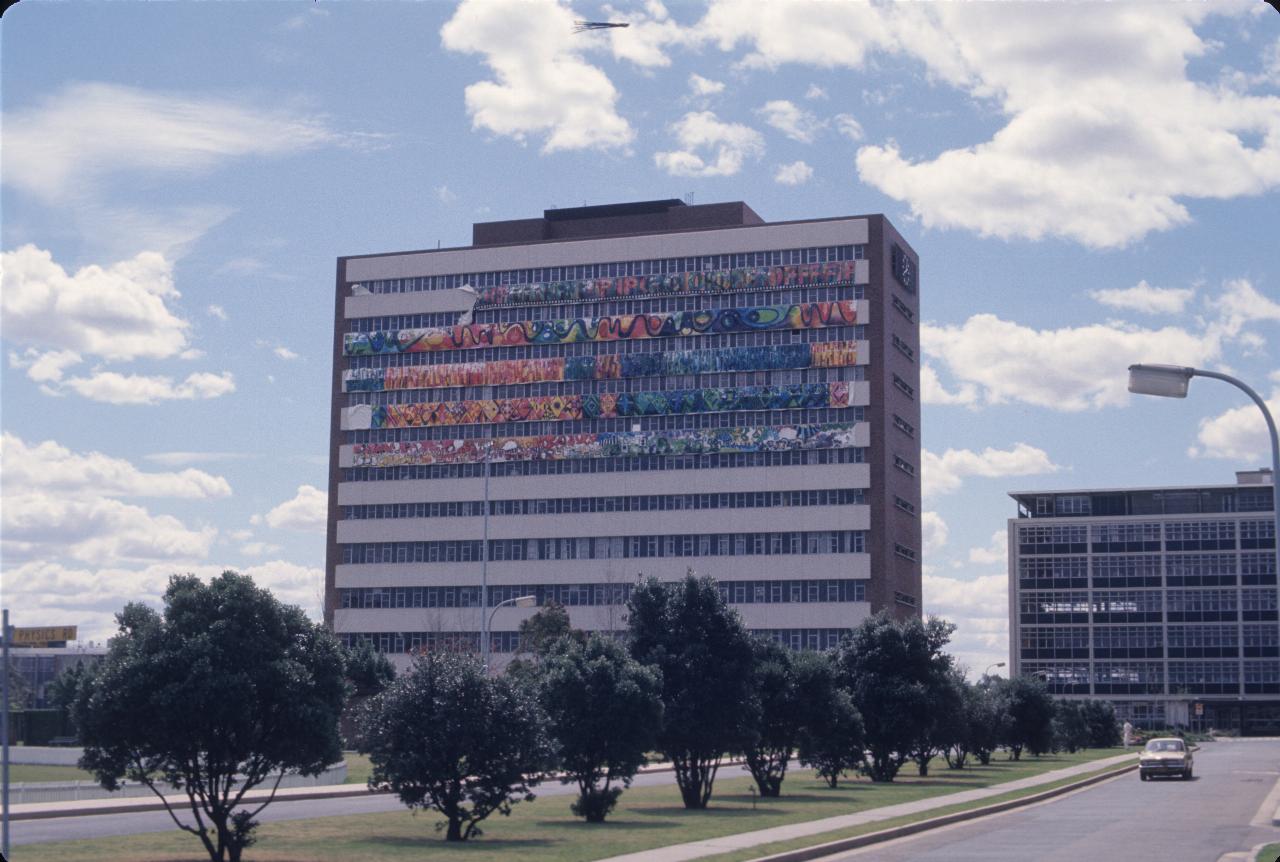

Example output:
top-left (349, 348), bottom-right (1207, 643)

top-left (446, 816), bottom-right (464, 841)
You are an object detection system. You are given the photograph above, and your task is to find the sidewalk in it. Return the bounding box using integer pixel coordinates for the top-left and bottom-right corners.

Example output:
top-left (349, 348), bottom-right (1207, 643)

top-left (597, 752), bottom-right (1137, 862)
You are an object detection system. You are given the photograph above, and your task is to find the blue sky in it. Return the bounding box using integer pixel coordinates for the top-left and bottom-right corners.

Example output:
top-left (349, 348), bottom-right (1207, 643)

top-left (2, 0), bottom-right (1278, 673)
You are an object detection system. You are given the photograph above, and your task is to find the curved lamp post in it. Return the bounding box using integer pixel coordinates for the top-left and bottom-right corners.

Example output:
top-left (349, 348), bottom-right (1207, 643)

top-left (482, 595), bottom-right (536, 670)
top-left (985, 661), bottom-right (1006, 678)
top-left (1127, 365), bottom-right (1279, 580)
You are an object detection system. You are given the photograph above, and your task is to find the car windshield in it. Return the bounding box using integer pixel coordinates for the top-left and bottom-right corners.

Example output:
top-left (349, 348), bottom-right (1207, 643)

top-left (1145, 740), bottom-right (1185, 753)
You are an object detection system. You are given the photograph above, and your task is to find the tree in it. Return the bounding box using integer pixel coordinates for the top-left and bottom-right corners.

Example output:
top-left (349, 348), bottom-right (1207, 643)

top-left (743, 638), bottom-right (805, 797)
top-left (968, 680), bottom-right (1006, 765)
top-left (795, 651), bottom-right (865, 788)
top-left (518, 602), bottom-right (582, 658)
top-left (908, 667), bottom-right (964, 776)
top-left (996, 675), bottom-right (1056, 759)
top-left (359, 651), bottom-right (552, 840)
top-left (1053, 700), bottom-right (1091, 753)
top-left (73, 572), bottom-right (346, 862)
top-left (47, 660), bottom-right (90, 721)
top-left (628, 574), bottom-right (758, 809)
top-left (344, 640), bottom-right (396, 697)
top-left (1082, 699), bottom-right (1122, 748)
top-left (836, 612), bottom-right (955, 782)
top-left (538, 634), bottom-right (663, 821)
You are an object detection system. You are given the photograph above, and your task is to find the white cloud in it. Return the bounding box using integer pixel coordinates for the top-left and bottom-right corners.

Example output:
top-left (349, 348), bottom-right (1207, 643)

top-left (968, 530), bottom-right (1008, 565)
top-left (804, 84), bottom-right (828, 100)
top-left (604, 0), bottom-right (697, 68)
top-left (241, 541), bottom-right (284, 557)
top-left (264, 484), bottom-right (328, 532)
top-left (144, 451), bottom-right (252, 467)
top-left (273, 346), bottom-right (300, 360)
top-left (440, 0), bottom-right (633, 152)
top-left (1190, 377), bottom-right (1280, 462)
top-left (834, 113), bottom-right (864, 142)
top-left (1210, 278), bottom-right (1280, 339)
top-left (435, 185), bottom-right (457, 204)
top-left (923, 443), bottom-right (1060, 499)
top-left (654, 111), bottom-right (764, 177)
top-left (1090, 280), bottom-right (1195, 315)
top-left (8, 348), bottom-right (83, 385)
top-left (922, 314), bottom-right (1220, 411)
top-left (0, 432), bottom-right (231, 499)
top-left (2, 82), bottom-right (345, 204)
top-left (57, 370), bottom-right (236, 405)
top-left (206, 304), bottom-right (228, 321)
top-left (922, 511), bottom-right (949, 556)
top-left (924, 573), bottom-right (1009, 678)
top-left (0, 559), bottom-right (324, 643)
top-left (758, 100), bottom-right (824, 143)
top-left (1, 245), bottom-right (190, 362)
top-left (920, 363), bottom-right (978, 407)
top-left (696, 0), bottom-right (894, 71)
top-left (688, 73), bottom-right (726, 97)
top-left (774, 160), bottom-right (814, 185)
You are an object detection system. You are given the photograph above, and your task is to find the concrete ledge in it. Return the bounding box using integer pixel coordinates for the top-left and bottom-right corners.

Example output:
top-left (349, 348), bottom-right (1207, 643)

top-left (746, 761), bottom-right (1138, 862)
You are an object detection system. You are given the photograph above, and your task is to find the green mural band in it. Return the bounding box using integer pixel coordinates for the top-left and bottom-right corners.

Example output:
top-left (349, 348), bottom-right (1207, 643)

top-left (344, 340), bottom-right (859, 394)
top-left (351, 422), bottom-right (862, 467)
top-left (342, 300), bottom-right (857, 357)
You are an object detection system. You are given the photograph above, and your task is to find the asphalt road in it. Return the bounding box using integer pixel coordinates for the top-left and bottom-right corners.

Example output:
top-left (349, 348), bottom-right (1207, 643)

top-left (822, 739), bottom-right (1280, 862)
top-left (10, 763), bottom-right (754, 846)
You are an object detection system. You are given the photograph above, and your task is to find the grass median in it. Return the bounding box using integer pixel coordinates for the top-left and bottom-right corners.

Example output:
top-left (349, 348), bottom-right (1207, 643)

top-left (7, 763), bottom-right (98, 783)
top-left (16, 748), bottom-right (1126, 862)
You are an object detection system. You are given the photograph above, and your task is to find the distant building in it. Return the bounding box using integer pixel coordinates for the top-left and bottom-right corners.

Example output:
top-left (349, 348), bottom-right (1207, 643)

top-left (4, 647), bottom-right (106, 709)
top-left (1008, 469), bottom-right (1277, 734)
top-left (327, 199), bottom-right (922, 667)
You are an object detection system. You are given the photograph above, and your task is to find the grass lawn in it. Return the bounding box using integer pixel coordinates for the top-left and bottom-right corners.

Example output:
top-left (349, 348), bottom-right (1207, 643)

top-left (1257, 843), bottom-right (1280, 862)
top-left (16, 748), bottom-right (1127, 862)
top-left (341, 752), bottom-right (373, 786)
top-left (8, 763), bottom-right (98, 783)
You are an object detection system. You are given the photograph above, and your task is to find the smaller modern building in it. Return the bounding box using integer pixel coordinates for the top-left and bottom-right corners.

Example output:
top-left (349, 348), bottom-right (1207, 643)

top-left (3, 646), bottom-right (105, 710)
top-left (1008, 469), bottom-right (1277, 735)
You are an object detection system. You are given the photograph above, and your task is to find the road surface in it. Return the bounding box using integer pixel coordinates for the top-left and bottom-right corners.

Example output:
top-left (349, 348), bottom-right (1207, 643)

top-left (819, 739), bottom-right (1280, 862)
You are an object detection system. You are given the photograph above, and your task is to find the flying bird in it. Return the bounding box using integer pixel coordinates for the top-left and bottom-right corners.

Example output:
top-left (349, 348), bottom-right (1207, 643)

top-left (573, 20), bottom-right (630, 33)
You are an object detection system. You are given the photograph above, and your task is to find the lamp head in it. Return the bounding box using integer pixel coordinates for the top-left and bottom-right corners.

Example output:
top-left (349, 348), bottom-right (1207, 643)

top-left (514, 595), bottom-right (537, 609)
top-left (1128, 364), bottom-right (1194, 399)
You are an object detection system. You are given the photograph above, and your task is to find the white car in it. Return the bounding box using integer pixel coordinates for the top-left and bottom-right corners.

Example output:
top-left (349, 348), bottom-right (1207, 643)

top-left (1138, 737), bottom-right (1193, 781)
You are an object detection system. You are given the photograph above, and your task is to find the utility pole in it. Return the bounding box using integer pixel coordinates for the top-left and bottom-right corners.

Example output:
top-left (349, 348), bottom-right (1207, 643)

top-left (3, 607), bottom-right (12, 860)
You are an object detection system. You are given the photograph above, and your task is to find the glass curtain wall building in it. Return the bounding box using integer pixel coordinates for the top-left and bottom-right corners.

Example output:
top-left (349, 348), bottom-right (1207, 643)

top-left (1008, 470), bottom-right (1278, 735)
top-left (327, 200), bottom-right (922, 667)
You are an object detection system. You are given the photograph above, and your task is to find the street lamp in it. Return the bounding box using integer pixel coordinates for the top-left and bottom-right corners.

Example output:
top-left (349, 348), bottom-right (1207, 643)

top-left (984, 661), bottom-right (1006, 677)
top-left (483, 595), bottom-right (537, 670)
top-left (1127, 364), bottom-right (1280, 581)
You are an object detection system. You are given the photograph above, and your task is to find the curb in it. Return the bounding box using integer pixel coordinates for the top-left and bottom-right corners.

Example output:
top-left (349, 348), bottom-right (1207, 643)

top-left (7, 758), bottom-right (746, 822)
top-left (744, 761), bottom-right (1138, 862)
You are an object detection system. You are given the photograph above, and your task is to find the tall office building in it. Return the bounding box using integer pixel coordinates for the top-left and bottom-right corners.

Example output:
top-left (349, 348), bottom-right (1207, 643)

top-left (1008, 470), bottom-right (1278, 734)
top-left (327, 200), bottom-right (921, 668)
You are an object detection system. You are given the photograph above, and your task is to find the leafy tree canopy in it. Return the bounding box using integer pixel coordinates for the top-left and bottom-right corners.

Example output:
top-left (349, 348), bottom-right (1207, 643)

top-left (74, 572), bottom-right (346, 862)
top-left (360, 651), bottom-right (552, 841)
top-left (538, 634), bottom-right (663, 821)
top-left (795, 650), bottom-right (865, 788)
top-left (343, 640), bottom-right (396, 698)
top-left (628, 573), bottom-right (759, 808)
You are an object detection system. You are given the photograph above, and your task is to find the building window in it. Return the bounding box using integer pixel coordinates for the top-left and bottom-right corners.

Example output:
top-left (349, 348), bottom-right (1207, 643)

top-left (892, 414), bottom-right (915, 438)
top-left (894, 543), bottom-right (917, 562)
top-left (891, 333), bottom-right (915, 362)
top-left (891, 295), bottom-right (915, 322)
top-left (892, 374), bottom-right (915, 399)
top-left (893, 455), bottom-right (916, 477)
top-left (894, 496), bottom-right (916, 516)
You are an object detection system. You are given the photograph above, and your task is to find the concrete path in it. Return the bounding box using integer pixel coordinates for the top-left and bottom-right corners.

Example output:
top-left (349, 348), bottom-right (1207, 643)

top-left (597, 752), bottom-right (1136, 862)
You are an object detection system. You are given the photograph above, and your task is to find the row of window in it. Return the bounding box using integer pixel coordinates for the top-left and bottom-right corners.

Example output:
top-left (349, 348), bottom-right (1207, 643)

top-left (1023, 660), bottom-right (1280, 694)
top-left (1028, 488), bottom-right (1274, 518)
top-left (1017, 520), bottom-right (1275, 554)
top-left (340, 530), bottom-right (867, 565)
top-left (349, 286), bottom-right (863, 332)
top-left (1018, 552), bottom-right (1277, 589)
top-left (345, 326), bottom-right (869, 370)
top-left (1019, 623), bottom-right (1280, 659)
top-left (342, 487), bottom-right (866, 521)
top-left (342, 626), bottom-right (853, 654)
top-left (338, 578), bottom-right (868, 610)
top-left (1020, 588), bottom-right (1279, 623)
top-left (347, 366), bottom-right (864, 407)
top-left (341, 446), bottom-right (868, 482)
top-left (357, 244), bottom-right (865, 295)
top-left (346, 406), bottom-right (865, 444)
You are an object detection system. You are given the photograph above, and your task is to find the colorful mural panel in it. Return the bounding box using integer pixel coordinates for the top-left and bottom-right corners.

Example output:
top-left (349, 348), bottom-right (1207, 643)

top-left (343, 300), bottom-right (858, 357)
top-left (345, 341), bottom-right (860, 393)
top-left (366, 382), bottom-right (851, 429)
top-left (351, 422), bottom-right (861, 467)
top-left (474, 260), bottom-right (859, 307)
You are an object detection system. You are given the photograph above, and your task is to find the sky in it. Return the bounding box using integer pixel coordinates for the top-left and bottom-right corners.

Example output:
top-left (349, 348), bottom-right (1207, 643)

top-left (1, 0), bottom-right (1278, 675)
